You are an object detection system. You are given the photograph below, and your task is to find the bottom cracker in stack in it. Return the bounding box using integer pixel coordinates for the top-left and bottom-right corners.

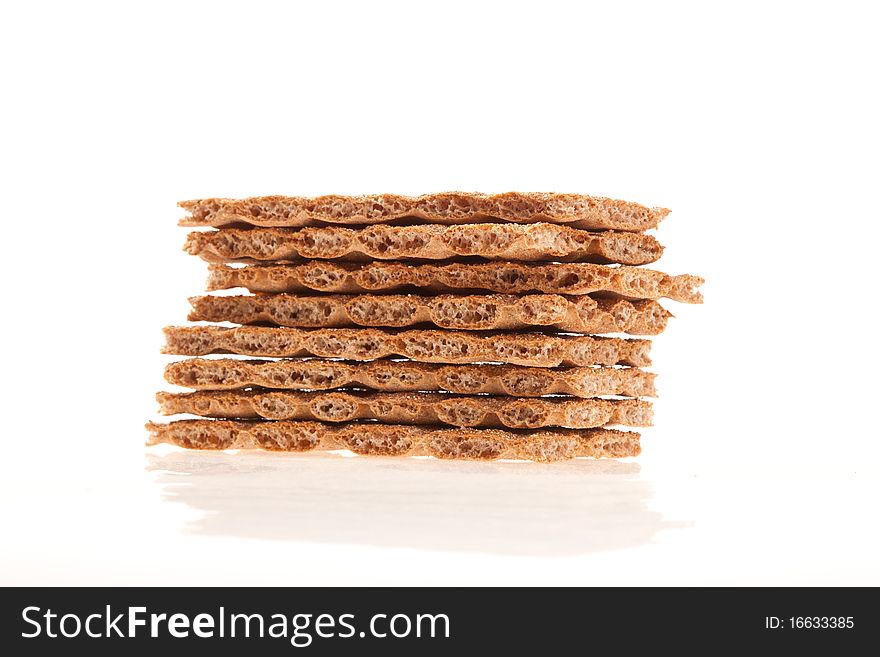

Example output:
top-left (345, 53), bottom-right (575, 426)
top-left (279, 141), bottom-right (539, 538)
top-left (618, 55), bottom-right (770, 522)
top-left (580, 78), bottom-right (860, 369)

top-left (146, 420), bottom-right (641, 462)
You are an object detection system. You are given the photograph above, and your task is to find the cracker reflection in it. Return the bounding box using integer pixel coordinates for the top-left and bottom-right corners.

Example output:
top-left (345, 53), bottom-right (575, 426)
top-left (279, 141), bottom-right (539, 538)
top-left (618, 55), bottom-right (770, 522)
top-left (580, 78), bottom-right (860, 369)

top-left (147, 450), bottom-right (679, 556)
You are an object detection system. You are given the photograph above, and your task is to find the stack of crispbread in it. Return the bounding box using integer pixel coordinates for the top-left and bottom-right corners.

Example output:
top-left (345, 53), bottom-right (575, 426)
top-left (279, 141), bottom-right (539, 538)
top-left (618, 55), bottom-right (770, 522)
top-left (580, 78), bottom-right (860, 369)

top-left (147, 193), bottom-right (702, 462)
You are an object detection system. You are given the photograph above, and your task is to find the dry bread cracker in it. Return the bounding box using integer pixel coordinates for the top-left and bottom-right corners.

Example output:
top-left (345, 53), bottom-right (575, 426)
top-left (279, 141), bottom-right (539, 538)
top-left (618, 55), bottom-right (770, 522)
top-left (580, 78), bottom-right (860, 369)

top-left (151, 191), bottom-right (701, 462)
top-left (187, 293), bottom-right (671, 334)
top-left (184, 224), bottom-right (663, 265)
top-left (162, 326), bottom-right (652, 367)
top-left (179, 192), bottom-right (668, 232)
top-left (146, 419), bottom-right (641, 462)
top-left (164, 358), bottom-right (655, 398)
top-left (157, 390), bottom-right (653, 429)
top-left (207, 261), bottom-right (703, 302)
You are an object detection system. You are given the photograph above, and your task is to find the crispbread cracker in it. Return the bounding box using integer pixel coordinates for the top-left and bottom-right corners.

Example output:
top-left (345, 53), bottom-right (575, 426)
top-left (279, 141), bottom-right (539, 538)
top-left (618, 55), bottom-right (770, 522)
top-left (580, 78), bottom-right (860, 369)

top-left (157, 390), bottom-right (653, 429)
top-left (179, 192), bottom-right (668, 232)
top-left (164, 358), bottom-right (656, 398)
top-left (188, 294), bottom-right (671, 334)
top-left (207, 261), bottom-right (704, 302)
top-left (146, 419), bottom-right (641, 462)
top-left (162, 326), bottom-right (652, 367)
top-left (184, 224), bottom-right (663, 265)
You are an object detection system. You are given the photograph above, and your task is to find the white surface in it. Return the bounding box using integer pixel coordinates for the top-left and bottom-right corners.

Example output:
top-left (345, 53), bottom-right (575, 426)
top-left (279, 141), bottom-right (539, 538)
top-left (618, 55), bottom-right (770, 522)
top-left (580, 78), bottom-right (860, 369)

top-left (1, 1), bottom-right (878, 585)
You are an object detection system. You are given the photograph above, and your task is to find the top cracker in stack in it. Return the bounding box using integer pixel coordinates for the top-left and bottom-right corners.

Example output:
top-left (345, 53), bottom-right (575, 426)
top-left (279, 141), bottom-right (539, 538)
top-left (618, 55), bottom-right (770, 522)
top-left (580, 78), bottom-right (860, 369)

top-left (177, 192), bottom-right (670, 230)
top-left (149, 192), bottom-right (702, 462)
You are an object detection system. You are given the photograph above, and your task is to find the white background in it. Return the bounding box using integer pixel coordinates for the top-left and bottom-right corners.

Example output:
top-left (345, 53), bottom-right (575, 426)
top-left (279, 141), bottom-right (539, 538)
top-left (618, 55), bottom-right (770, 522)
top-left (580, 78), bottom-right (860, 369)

top-left (1, 1), bottom-right (878, 585)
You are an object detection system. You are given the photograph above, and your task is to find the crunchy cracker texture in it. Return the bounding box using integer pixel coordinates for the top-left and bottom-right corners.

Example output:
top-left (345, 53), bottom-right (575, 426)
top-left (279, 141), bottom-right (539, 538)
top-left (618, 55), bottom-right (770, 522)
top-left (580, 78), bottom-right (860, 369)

top-left (162, 326), bottom-right (652, 367)
top-left (151, 191), bottom-right (699, 462)
top-left (207, 261), bottom-right (703, 302)
top-left (157, 390), bottom-right (653, 429)
top-left (164, 358), bottom-right (656, 398)
top-left (184, 224), bottom-right (663, 265)
top-left (187, 293), bottom-right (671, 335)
top-left (146, 419), bottom-right (641, 462)
top-left (179, 192), bottom-right (669, 232)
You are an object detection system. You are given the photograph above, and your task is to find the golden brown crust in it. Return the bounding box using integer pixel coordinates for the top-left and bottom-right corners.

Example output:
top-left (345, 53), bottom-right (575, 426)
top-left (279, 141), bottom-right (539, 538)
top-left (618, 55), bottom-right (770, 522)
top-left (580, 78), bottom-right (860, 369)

top-left (187, 294), bottom-right (671, 335)
top-left (179, 192), bottom-right (669, 232)
top-left (146, 419), bottom-right (641, 462)
top-left (184, 224), bottom-right (663, 265)
top-left (163, 358), bottom-right (656, 398)
top-left (152, 191), bottom-right (701, 463)
top-left (157, 390), bottom-right (653, 429)
top-left (162, 326), bottom-right (652, 367)
top-left (206, 261), bottom-right (703, 302)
